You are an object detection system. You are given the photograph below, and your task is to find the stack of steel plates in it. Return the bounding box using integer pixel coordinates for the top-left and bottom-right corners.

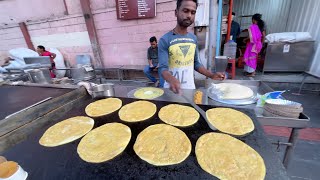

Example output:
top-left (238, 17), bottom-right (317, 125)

top-left (263, 99), bottom-right (303, 119)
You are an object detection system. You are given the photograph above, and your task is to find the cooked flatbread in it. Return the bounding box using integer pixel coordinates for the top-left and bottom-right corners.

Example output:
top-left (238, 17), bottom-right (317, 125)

top-left (134, 87), bottom-right (164, 100)
top-left (39, 116), bottom-right (94, 147)
top-left (77, 123), bottom-right (131, 163)
top-left (206, 108), bottom-right (254, 136)
top-left (134, 124), bottom-right (191, 166)
top-left (214, 83), bottom-right (254, 99)
top-left (85, 98), bottom-right (122, 117)
top-left (119, 101), bottom-right (156, 122)
top-left (158, 104), bottom-right (199, 127)
top-left (196, 133), bottom-right (266, 180)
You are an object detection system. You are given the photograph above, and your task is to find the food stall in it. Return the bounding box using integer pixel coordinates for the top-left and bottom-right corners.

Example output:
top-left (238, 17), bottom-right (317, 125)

top-left (0, 77), bottom-right (301, 179)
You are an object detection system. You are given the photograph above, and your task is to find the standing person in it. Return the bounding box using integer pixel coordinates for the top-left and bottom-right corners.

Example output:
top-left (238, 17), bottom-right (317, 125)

top-left (230, 12), bottom-right (240, 42)
top-left (158, 0), bottom-right (225, 93)
top-left (144, 36), bottom-right (161, 87)
top-left (37, 45), bottom-right (57, 78)
top-left (243, 14), bottom-right (265, 77)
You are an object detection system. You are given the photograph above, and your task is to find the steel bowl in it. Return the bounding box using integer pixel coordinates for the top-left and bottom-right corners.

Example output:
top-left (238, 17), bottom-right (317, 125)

top-left (91, 83), bottom-right (115, 98)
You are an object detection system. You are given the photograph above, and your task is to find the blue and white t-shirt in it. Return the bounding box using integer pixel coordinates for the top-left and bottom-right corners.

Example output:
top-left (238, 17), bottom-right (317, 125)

top-left (158, 31), bottom-right (203, 89)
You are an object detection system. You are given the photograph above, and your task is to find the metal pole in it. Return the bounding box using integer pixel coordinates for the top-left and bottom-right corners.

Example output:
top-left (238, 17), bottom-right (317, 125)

top-left (215, 0), bottom-right (223, 58)
top-left (208, 0), bottom-right (215, 71)
top-left (226, 0), bottom-right (233, 41)
top-left (283, 128), bottom-right (300, 168)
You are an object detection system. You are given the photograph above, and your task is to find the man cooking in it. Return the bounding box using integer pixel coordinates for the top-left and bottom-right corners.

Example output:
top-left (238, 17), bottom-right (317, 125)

top-left (37, 45), bottom-right (57, 78)
top-left (158, 0), bottom-right (225, 93)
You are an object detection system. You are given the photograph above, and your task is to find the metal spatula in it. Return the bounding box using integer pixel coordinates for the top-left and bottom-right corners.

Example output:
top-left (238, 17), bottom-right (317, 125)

top-left (180, 94), bottom-right (217, 131)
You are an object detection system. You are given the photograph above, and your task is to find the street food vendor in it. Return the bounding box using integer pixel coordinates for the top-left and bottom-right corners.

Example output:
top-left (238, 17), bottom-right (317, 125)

top-left (37, 45), bottom-right (56, 78)
top-left (158, 0), bottom-right (225, 93)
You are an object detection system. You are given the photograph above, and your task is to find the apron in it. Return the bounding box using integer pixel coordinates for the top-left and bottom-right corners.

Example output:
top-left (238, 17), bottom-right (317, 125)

top-left (163, 42), bottom-right (196, 89)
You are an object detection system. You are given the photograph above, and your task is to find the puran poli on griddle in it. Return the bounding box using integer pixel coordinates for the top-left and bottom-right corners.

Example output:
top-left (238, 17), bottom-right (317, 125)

top-left (119, 101), bottom-right (156, 122)
top-left (214, 83), bottom-right (254, 100)
top-left (39, 116), bottom-right (94, 147)
top-left (77, 123), bottom-right (131, 163)
top-left (134, 124), bottom-right (191, 166)
top-left (158, 104), bottom-right (199, 127)
top-left (206, 108), bottom-right (254, 136)
top-left (196, 133), bottom-right (266, 180)
top-left (133, 87), bottom-right (164, 100)
top-left (85, 98), bottom-right (122, 117)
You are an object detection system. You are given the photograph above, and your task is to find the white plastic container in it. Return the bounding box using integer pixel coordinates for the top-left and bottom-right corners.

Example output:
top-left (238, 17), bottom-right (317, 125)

top-left (1, 165), bottom-right (28, 180)
top-left (223, 39), bottom-right (237, 59)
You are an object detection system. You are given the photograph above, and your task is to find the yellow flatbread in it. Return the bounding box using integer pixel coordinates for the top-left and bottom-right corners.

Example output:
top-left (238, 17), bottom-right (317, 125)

top-left (196, 133), bottom-right (266, 180)
top-left (158, 104), bottom-right (199, 127)
top-left (77, 123), bottom-right (131, 163)
top-left (134, 124), bottom-right (191, 166)
top-left (206, 108), bottom-right (254, 136)
top-left (39, 116), bottom-right (94, 147)
top-left (119, 101), bottom-right (156, 122)
top-left (85, 98), bottom-right (122, 117)
top-left (214, 83), bottom-right (254, 100)
top-left (134, 87), bottom-right (164, 100)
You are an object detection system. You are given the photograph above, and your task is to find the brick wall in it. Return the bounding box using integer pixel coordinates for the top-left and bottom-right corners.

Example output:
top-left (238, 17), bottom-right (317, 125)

top-left (94, 0), bottom-right (178, 66)
top-left (0, 26), bottom-right (27, 58)
top-left (26, 16), bottom-right (92, 66)
top-left (0, 0), bottom-right (179, 67)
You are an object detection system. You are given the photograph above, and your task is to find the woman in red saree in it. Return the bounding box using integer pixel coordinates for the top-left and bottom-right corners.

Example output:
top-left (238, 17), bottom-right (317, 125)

top-left (243, 14), bottom-right (265, 77)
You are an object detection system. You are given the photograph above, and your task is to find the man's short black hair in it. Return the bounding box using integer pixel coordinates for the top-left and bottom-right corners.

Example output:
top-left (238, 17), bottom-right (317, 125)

top-left (149, 36), bottom-right (157, 43)
top-left (176, 0), bottom-right (198, 10)
top-left (232, 12), bottom-right (235, 16)
top-left (37, 45), bottom-right (45, 50)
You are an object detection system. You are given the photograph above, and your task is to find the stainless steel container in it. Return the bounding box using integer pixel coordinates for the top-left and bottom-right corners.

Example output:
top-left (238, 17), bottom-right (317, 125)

top-left (215, 56), bottom-right (229, 72)
top-left (70, 66), bottom-right (95, 81)
top-left (27, 68), bottom-right (52, 84)
top-left (91, 83), bottom-right (115, 98)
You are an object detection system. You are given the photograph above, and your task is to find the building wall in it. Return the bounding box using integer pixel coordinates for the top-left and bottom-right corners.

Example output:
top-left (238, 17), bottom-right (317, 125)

top-left (0, 0), bottom-right (66, 24)
top-left (0, 26), bottom-right (27, 58)
top-left (286, 0), bottom-right (320, 77)
top-left (94, 0), bottom-right (177, 66)
top-left (232, 0), bottom-right (292, 34)
top-left (0, 0), bottom-right (178, 67)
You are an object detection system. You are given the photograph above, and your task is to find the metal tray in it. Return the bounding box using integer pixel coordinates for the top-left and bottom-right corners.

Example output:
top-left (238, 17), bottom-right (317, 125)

top-left (207, 85), bottom-right (258, 105)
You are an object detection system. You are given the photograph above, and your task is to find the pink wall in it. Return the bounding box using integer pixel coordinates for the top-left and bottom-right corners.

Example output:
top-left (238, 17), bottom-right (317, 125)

top-left (0, 0), bottom-right (179, 67)
top-left (0, 26), bottom-right (27, 55)
top-left (0, 0), bottom-right (66, 25)
top-left (94, 0), bottom-right (178, 66)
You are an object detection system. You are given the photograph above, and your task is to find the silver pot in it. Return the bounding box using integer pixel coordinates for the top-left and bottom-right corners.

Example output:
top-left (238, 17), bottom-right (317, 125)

top-left (91, 83), bottom-right (115, 98)
top-left (70, 67), bottom-right (95, 81)
top-left (27, 68), bottom-right (52, 84)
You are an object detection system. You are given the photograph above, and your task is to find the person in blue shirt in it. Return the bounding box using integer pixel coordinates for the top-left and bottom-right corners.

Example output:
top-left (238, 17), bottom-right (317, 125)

top-left (144, 36), bottom-right (161, 87)
top-left (158, 0), bottom-right (225, 93)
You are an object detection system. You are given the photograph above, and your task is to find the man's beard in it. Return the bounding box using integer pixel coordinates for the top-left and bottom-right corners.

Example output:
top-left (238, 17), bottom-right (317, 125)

top-left (178, 18), bottom-right (193, 28)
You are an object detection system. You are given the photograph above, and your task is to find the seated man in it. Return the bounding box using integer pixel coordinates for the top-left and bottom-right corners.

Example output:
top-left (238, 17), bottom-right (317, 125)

top-left (144, 36), bottom-right (161, 87)
top-left (37, 45), bottom-right (56, 78)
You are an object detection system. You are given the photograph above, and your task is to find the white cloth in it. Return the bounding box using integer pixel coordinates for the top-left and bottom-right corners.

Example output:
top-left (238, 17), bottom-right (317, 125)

top-left (266, 32), bottom-right (312, 43)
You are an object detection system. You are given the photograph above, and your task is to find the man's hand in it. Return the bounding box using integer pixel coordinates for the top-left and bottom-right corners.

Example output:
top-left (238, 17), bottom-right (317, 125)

top-left (210, 72), bottom-right (226, 80)
top-left (168, 77), bottom-right (181, 94)
top-left (149, 64), bottom-right (154, 68)
top-left (162, 70), bottom-right (181, 94)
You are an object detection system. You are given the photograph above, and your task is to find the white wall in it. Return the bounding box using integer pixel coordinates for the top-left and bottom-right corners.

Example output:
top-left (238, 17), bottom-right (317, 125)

top-left (286, 0), bottom-right (320, 77)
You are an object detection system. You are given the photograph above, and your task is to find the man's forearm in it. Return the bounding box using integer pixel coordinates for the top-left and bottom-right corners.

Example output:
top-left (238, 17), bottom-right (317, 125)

top-left (148, 60), bottom-right (153, 66)
top-left (162, 70), bottom-right (174, 82)
top-left (196, 66), bottom-right (214, 78)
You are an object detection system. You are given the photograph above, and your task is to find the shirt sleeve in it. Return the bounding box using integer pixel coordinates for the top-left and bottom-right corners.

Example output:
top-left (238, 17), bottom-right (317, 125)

top-left (158, 37), bottom-right (169, 75)
top-left (147, 48), bottom-right (151, 60)
top-left (194, 41), bottom-right (204, 71)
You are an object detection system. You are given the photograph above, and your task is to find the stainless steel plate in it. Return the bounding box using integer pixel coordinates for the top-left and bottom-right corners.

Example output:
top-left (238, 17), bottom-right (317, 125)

top-left (207, 86), bottom-right (257, 105)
